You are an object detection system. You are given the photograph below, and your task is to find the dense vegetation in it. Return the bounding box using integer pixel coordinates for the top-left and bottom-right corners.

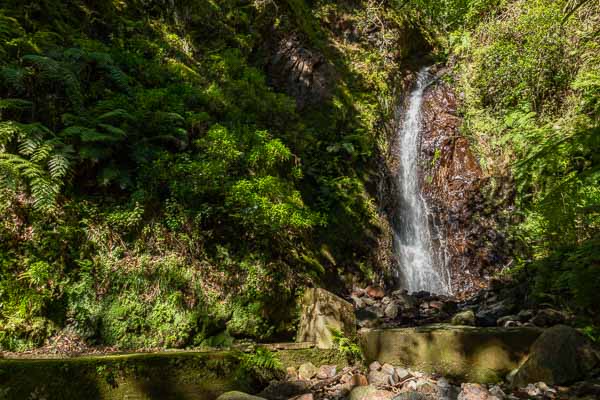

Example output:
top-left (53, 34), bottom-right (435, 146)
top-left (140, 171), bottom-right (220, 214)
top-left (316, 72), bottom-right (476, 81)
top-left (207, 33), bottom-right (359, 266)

top-left (449, 0), bottom-right (599, 324)
top-left (0, 0), bottom-right (598, 351)
top-left (0, 0), bottom-right (422, 350)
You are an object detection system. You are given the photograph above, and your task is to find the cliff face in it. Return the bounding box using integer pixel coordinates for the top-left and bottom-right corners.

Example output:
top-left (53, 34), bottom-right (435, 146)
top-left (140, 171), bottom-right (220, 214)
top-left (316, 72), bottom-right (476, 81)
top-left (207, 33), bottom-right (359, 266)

top-left (419, 78), bottom-right (513, 297)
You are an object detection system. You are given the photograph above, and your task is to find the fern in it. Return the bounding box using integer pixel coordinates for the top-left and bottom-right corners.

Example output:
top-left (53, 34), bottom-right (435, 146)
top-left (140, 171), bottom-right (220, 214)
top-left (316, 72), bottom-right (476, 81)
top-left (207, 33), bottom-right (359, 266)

top-left (0, 121), bottom-right (73, 211)
top-left (0, 153), bottom-right (60, 211)
top-left (0, 98), bottom-right (32, 111)
top-left (22, 54), bottom-right (83, 111)
top-left (0, 66), bottom-right (27, 93)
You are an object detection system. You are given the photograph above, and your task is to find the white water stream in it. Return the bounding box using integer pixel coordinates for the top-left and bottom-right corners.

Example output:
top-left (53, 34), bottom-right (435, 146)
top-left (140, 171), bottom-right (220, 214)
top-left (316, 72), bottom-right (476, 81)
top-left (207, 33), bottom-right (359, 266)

top-left (393, 67), bottom-right (450, 294)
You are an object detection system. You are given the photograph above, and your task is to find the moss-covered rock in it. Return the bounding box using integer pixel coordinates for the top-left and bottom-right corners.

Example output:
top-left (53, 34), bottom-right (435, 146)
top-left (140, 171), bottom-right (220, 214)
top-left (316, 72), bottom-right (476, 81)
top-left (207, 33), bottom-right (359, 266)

top-left (297, 288), bottom-right (356, 349)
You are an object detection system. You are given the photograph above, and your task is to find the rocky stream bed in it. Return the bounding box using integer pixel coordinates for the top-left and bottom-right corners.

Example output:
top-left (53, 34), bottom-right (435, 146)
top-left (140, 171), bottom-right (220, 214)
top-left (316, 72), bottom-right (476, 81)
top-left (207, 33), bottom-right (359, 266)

top-left (2, 279), bottom-right (599, 399)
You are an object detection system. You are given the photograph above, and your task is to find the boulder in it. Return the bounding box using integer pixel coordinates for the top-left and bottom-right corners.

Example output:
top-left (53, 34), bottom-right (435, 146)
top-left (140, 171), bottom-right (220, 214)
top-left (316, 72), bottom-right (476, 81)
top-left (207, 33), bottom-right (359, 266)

top-left (451, 310), bottom-right (476, 326)
top-left (298, 362), bottom-right (318, 380)
top-left (366, 286), bottom-right (386, 299)
top-left (258, 380), bottom-right (311, 400)
top-left (476, 300), bottom-right (514, 327)
top-left (352, 373), bottom-right (369, 387)
top-left (316, 364), bottom-right (336, 379)
top-left (369, 361), bottom-right (382, 371)
top-left (395, 367), bottom-right (411, 380)
top-left (368, 370), bottom-right (393, 385)
top-left (297, 288), bottom-right (356, 349)
top-left (512, 325), bottom-right (600, 386)
top-left (457, 383), bottom-right (499, 400)
top-left (384, 303), bottom-right (399, 319)
top-left (530, 309), bottom-right (567, 327)
top-left (393, 393), bottom-right (428, 400)
top-left (290, 395), bottom-right (313, 400)
top-left (396, 294), bottom-right (418, 311)
top-left (349, 385), bottom-right (395, 400)
top-left (217, 392), bottom-right (266, 400)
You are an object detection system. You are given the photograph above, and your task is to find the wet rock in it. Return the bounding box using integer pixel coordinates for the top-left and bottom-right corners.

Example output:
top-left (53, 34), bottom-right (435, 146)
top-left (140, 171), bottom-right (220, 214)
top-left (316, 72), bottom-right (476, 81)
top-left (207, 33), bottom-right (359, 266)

top-left (517, 309), bottom-right (534, 322)
top-left (366, 286), bottom-right (386, 299)
top-left (451, 310), bottom-right (476, 326)
top-left (297, 288), bottom-right (356, 349)
top-left (316, 365), bottom-right (336, 379)
top-left (217, 392), bottom-right (266, 400)
top-left (384, 303), bottom-right (399, 319)
top-left (413, 291), bottom-right (430, 299)
top-left (513, 325), bottom-right (600, 386)
top-left (530, 309), bottom-right (567, 327)
top-left (367, 305), bottom-right (385, 319)
top-left (497, 315), bottom-right (519, 327)
top-left (476, 300), bottom-right (514, 327)
top-left (419, 80), bottom-right (508, 297)
top-left (298, 362), bottom-right (318, 380)
top-left (395, 294), bottom-right (418, 310)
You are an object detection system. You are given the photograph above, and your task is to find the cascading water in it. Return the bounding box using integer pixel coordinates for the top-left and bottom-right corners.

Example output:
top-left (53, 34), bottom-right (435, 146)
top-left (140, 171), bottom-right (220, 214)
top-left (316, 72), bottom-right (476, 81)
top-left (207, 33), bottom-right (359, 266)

top-left (393, 67), bottom-right (451, 294)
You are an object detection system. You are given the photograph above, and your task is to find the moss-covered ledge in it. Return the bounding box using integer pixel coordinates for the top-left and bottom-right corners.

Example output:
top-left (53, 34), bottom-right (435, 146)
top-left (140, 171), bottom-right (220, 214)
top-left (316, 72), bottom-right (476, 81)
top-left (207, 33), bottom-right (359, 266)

top-left (0, 345), bottom-right (347, 400)
top-left (359, 324), bottom-right (543, 383)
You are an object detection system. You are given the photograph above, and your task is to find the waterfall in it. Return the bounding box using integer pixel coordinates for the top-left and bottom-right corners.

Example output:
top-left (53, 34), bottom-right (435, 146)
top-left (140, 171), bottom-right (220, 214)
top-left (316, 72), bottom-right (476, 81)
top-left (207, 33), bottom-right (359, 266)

top-left (393, 67), bottom-right (450, 294)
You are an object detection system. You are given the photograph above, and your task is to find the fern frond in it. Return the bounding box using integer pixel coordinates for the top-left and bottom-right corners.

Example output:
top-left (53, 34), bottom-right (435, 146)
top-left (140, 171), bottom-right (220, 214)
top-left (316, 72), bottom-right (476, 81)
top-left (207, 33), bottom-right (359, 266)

top-left (48, 151), bottom-right (71, 180)
top-left (97, 123), bottom-right (126, 139)
top-left (0, 98), bottom-right (32, 111)
top-left (22, 54), bottom-right (83, 110)
top-left (17, 135), bottom-right (43, 156)
top-left (0, 65), bottom-right (27, 93)
top-left (97, 109), bottom-right (135, 123)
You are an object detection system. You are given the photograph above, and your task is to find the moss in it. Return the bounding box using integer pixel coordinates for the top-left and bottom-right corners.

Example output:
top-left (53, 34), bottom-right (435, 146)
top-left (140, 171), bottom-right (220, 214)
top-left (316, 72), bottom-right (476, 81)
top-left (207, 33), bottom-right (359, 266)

top-left (0, 352), bottom-right (244, 400)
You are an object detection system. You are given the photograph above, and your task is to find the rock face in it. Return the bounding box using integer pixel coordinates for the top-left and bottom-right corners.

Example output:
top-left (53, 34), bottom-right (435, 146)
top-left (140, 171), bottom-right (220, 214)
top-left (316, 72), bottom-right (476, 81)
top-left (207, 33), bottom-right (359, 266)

top-left (512, 325), bottom-right (600, 386)
top-left (360, 324), bottom-right (542, 383)
top-left (297, 288), bottom-right (356, 349)
top-left (418, 76), bottom-right (513, 297)
top-left (265, 34), bottom-right (334, 110)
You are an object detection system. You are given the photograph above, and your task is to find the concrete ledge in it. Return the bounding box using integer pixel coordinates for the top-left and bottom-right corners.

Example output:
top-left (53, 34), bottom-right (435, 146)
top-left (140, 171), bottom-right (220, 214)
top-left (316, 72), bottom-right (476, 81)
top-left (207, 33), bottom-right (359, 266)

top-left (359, 324), bottom-right (543, 383)
top-left (0, 345), bottom-right (346, 400)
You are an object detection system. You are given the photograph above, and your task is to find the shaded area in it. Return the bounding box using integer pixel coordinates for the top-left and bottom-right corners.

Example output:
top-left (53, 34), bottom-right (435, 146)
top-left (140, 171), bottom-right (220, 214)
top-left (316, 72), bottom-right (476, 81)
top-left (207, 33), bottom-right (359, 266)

top-left (360, 324), bottom-right (542, 383)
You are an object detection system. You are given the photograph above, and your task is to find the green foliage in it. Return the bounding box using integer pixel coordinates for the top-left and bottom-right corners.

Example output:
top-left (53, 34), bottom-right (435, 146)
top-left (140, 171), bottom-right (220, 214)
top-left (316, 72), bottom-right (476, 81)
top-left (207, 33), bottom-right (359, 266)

top-left (0, 0), bottom-right (397, 350)
top-left (236, 347), bottom-right (283, 384)
top-left (330, 328), bottom-right (364, 364)
top-left (454, 0), bottom-right (600, 315)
